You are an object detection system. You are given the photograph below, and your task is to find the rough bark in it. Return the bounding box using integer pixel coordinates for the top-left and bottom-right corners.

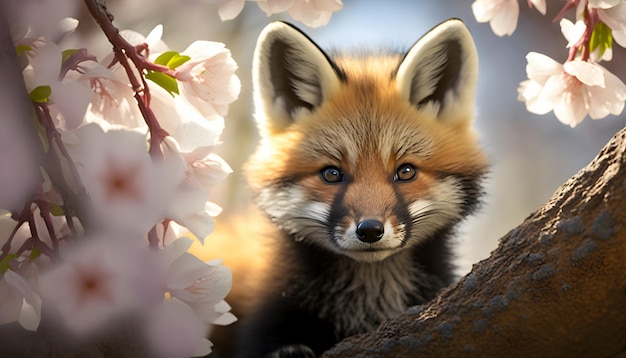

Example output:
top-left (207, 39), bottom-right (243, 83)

top-left (323, 126), bottom-right (626, 357)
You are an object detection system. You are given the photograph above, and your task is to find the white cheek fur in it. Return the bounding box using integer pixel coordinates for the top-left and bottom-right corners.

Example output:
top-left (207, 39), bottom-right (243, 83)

top-left (256, 176), bottom-right (466, 261)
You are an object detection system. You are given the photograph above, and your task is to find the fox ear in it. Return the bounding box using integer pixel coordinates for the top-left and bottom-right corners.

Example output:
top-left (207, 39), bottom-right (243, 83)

top-left (252, 21), bottom-right (344, 135)
top-left (395, 19), bottom-right (478, 124)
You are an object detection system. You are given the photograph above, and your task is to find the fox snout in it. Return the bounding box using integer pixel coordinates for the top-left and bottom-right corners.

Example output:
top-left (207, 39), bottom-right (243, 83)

top-left (355, 219), bottom-right (384, 243)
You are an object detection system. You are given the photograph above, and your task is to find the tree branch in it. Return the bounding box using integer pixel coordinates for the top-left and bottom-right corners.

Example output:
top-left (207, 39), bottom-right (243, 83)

top-left (323, 126), bottom-right (626, 357)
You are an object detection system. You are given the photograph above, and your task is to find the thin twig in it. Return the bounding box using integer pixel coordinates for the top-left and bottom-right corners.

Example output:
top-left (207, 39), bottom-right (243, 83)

top-left (83, 0), bottom-right (171, 159)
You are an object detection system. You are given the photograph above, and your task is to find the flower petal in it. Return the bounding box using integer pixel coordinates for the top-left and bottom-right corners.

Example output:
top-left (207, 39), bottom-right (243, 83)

top-left (525, 52), bottom-right (563, 84)
top-left (488, 0), bottom-right (519, 36)
top-left (563, 60), bottom-right (605, 87)
top-left (217, 0), bottom-right (246, 21)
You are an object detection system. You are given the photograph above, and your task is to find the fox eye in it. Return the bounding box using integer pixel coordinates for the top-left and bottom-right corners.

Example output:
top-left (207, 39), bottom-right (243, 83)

top-left (320, 166), bottom-right (344, 184)
top-left (395, 164), bottom-right (417, 182)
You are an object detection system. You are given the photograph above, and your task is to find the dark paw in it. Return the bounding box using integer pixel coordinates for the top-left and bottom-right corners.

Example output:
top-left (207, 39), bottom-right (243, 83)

top-left (265, 344), bottom-right (316, 358)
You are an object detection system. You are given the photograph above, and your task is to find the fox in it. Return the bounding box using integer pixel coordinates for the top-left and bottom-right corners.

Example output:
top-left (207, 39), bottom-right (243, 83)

top-left (219, 18), bottom-right (489, 357)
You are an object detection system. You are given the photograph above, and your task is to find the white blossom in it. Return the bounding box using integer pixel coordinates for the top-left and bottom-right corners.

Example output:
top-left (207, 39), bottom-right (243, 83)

top-left (161, 237), bottom-right (235, 325)
top-left (471, 0), bottom-right (519, 36)
top-left (560, 19), bottom-right (587, 48)
top-left (146, 298), bottom-right (213, 358)
top-left (67, 124), bottom-right (184, 236)
top-left (175, 40), bottom-right (241, 119)
top-left (559, 18), bottom-right (613, 61)
top-left (5, 0), bottom-right (79, 40)
top-left (38, 236), bottom-right (159, 334)
top-left (208, 0), bottom-right (343, 27)
top-left (596, 1), bottom-right (626, 48)
top-left (204, 0), bottom-right (246, 20)
top-left (518, 52), bottom-right (626, 127)
top-left (21, 41), bottom-right (93, 130)
top-left (589, 0), bottom-right (623, 9)
top-left (2, 270), bottom-right (42, 331)
top-left (159, 98), bottom-right (231, 241)
top-left (284, 0), bottom-right (343, 28)
top-left (81, 62), bottom-right (147, 130)
top-left (529, 0), bottom-right (547, 15)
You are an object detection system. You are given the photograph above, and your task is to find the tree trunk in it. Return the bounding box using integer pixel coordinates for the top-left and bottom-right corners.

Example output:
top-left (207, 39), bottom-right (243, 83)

top-left (323, 126), bottom-right (626, 357)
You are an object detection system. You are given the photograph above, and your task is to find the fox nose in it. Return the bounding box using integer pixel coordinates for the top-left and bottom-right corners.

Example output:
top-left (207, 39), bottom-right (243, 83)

top-left (356, 220), bottom-right (384, 243)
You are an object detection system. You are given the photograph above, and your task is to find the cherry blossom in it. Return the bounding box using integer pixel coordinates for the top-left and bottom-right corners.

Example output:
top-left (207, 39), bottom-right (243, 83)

top-left (472, 0), bottom-right (519, 36)
top-left (38, 236), bottom-right (158, 334)
top-left (588, 0), bottom-right (623, 9)
top-left (256, 0), bottom-right (344, 28)
top-left (158, 97), bottom-right (231, 241)
top-left (518, 52), bottom-right (626, 127)
top-left (0, 215), bottom-right (42, 330)
top-left (472, 0), bottom-right (546, 36)
top-left (81, 61), bottom-right (147, 130)
top-left (161, 237), bottom-right (235, 325)
top-left (82, 25), bottom-right (170, 130)
top-left (204, 0), bottom-right (246, 21)
top-left (67, 124), bottom-right (185, 235)
top-left (560, 18), bottom-right (613, 61)
top-left (146, 298), bottom-right (213, 358)
top-left (285, 0), bottom-right (344, 28)
top-left (175, 40), bottom-right (241, 119)
top-left (207, 0), bottom-right (343, 27)
top-left (21, 41), bottom-right (93, 130)
top-left (5, 0), bottom-right (79, 40)
top-left (1, 270), bottom-right (42, 331)
top-left (595, 1), bottom-right (626, 47)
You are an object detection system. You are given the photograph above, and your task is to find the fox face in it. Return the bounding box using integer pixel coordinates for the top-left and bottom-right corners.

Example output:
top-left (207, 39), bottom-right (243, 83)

top-left (246, 20), bottom-right (488, 263)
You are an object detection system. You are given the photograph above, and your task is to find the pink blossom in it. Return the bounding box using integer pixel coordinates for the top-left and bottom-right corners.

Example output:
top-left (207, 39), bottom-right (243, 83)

top-left (560, 19), bottom-right (587, 49)
top-left (21, 41), bottom-right (93, 129)
top-left (146, 298), bottom-right (213, 358)
top-left (83, 25), bottom-right (171, 130)
top-left (286, 0), bottom-right (343, 28)
top-left (471, 0), bottom-right (519, 36)
top-left (204, 0), bottom-right (246, 20)
top-left (161, 237), bottom-right (235, 325)
top-left (529, 0), bottom-right (547, 15)
top-left (81, 62), bottom-right (147, 130)
top-left (0, 270), bottom-right (42, 331)
top-left (255, 0), bottom-right (343, 27)
top-left (588, 0), bottom-right (623, 9)
top-left (471, 0), bottom-right (545, 36)
top-left (175, 41), bottom-right (241, 119)
top-left (560, 18), bottom-right (613, 61)
top-left (68, 124), bottom-right (184, 235)
top-left (5, 0), bottom-right (79, 40)
top-left (207, 0), bottom-right (343, 27)
top-left (596, 1), bottom-right (626, 48)
top-left (38, 237), bottom-right (153, 334)
top-left (255, 0), bottom-right (294, 15)
top-left (518, 52), bottom-right (626, 127)
top-left (159, 99), bottom-right (231, 241)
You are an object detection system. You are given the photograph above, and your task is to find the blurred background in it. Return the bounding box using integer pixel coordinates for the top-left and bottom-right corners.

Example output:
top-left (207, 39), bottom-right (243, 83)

top-left (70, 0), bottom-right (626, 275)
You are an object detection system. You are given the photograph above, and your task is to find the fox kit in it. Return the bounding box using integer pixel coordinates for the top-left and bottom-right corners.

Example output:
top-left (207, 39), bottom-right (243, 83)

top-left (236, 19), bottom-right (488, 357)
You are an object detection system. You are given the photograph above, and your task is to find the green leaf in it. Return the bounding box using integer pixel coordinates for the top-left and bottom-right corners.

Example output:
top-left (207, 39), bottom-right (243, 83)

top-left (62, 49), bottom-right (80, 63)
top-left (29, 85), bottom-right (52, 103)
top-left (29, 247), bottom-right (41, 261)
top-left (154, 51), bottom-right (178, 66)
top-left (166, 54), bottom-right (191, 69)
top-left (49, 204), bottom-right (65, 217)
top-left (589, 22), bottom-right (613, 58)
top-left (145, 70), bottom-right (179, 95)
top-left (15, 44), bottom-right (32, 56)
top-left (0, 254), bottom-right (18, 273)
